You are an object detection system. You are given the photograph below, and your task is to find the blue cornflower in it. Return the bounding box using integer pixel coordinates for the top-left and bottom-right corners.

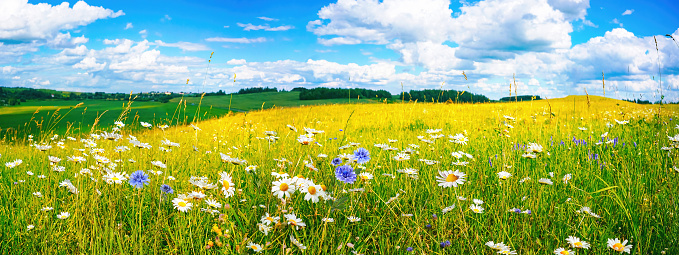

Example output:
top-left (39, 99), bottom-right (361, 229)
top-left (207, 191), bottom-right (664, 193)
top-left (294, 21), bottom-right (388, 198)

top-left (406, 247), bottom-right (414, 252)
top-left (440, 240), bottom-right (451, 248)
top-left (160, 184), bottom-right (174, 194)
top-left (128, 170), bottom-right (150, 189)
top-left (353, 147), bottom-right (370, 164)
top-left (335, 165), bottom-right (357, 184)
top-left (331, 157), bottom-right (342, 166)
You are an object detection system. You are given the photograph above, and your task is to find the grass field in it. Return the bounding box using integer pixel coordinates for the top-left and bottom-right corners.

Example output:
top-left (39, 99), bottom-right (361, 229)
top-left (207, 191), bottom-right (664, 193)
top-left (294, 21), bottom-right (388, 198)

top-left (1, 95), bottom-right (677, 254)
top-left (0, 91), bottom-right (371, 138)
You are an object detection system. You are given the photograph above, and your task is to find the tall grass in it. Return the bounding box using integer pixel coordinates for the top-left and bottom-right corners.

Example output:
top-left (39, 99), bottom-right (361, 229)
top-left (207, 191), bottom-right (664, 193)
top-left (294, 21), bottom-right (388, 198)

top-left (1, 96), bottom-right (677, 254)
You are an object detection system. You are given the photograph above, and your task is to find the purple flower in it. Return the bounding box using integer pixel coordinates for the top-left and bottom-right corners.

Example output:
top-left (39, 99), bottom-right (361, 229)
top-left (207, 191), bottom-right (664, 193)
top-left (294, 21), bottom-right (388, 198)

top-left (353, 147), bottom-right (371, 164)
top-left (331, 157), bottom-right (342, 166)
top-left (129, 170), bottom-right (149, 189)
top-left (335, 165), bottom-right (357, 184)
top-left (406, 247), bottom-right (414, 252)
top-left (440, 240), bottom-right (451, 248)
top-left (160, 184), bottom-right (173, 194)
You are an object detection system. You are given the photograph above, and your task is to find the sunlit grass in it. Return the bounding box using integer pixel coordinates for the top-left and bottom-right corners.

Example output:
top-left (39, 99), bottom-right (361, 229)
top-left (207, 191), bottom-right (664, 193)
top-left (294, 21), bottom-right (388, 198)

top-left (1, 95), bottom-right (677, 254)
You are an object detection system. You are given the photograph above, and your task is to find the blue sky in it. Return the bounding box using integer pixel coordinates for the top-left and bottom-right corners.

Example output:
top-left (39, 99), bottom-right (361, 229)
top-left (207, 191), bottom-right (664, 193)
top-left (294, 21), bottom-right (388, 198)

top-left (1, 0), bottom-right (679, 100)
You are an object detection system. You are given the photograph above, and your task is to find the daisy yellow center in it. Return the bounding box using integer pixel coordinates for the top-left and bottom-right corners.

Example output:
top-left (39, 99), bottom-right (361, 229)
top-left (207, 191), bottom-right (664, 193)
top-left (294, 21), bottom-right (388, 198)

top-left (473, 209), bottom-right (480, 213)
top-left (560, 251), bottom-right (569, 255)
top-left (612, 243), bottom-right (623, 251)
top-left (250, 245), bottom-right (258, 249)
top-left (289, 219), bottom-right (297, 225)
top-left (278, 171), bottom-right (285, 175)
top-left (297, 174), bottom-right (303, 178)
top-left (574, 242), bottom-right (582, 247)
top-left (279, 183), bottom-right (289, 192)
top-left (446, 174), bottom-right (459, 182)
top-left (222, 181), bottom-right (230, 189)
top-left (320, 185), bottom-right (327, 191)
top-left (178, 201), bottom-right (186, 207)
top-left (112, 176), bottom-right (120, 181)
top-left (308, 186), bottom-right (317, 195)
top-left (266, 217), bottom-right (274, 222)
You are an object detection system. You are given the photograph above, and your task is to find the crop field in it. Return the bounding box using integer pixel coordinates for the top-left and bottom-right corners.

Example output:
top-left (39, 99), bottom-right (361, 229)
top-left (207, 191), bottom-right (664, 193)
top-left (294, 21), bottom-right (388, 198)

top-left (1, 96), bottom-right (677, 254)
top-left (0, 91), bottom-right (370, 137)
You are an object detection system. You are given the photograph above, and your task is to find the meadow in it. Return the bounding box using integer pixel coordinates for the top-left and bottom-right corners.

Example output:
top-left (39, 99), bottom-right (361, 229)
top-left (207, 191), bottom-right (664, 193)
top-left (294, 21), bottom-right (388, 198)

top-left (1, 95), bottom-right (677, 254)
top-left (0, 91), bottom-right (373, 138)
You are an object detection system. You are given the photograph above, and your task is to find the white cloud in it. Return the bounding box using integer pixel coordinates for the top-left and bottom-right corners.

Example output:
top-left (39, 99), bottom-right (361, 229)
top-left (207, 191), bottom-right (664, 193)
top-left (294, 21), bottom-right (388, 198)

top-left (612, 18), bottom-right (623, 27)
top-left (153, 40), bottom-right (211, 51)
top-left (622, 9), bottom-right (634, 15)
top-left (227, 59), bottom-right (247, 65)
top-left (237, 23), bottom-right (294, 31)
top-left (139, 29), bottom-right (148, 38)
top-left (161, 14), bottom-right (172, 22)
top-left (73, 56), bottom-right (105, 71)
top-left (0, 0), bottom-right (123, 41)
top-left (546, 0), bottom-right (590, 21)
top-left (257, 16), bottom-right (278, 21)
top-left (205, 37), bottom-right (267, 43)
top-left (125, 22), bottom-right (133, 30)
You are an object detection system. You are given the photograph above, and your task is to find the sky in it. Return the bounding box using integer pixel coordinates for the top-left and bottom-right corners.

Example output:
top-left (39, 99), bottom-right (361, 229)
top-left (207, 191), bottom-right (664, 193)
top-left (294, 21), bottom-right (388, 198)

top-left (1, 0), bottom-right (679, 101)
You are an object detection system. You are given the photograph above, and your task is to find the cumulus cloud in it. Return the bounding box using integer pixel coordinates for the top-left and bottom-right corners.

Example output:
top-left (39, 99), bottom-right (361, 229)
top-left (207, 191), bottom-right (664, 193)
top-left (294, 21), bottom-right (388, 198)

top-left (124, 22), bottom-right (133, 30)
top-left (257, 16), bottom-right (278, 21)
top-left (0, 0), bottom-right (123, 41)
top-left (153, 40), bottom-right (211, 51)
top-left (205, 37), bottom-right (267, 43)
top-left (622, 9), bottom-right (634, 15)
top-left (237, 23), bottom-right (294, 31)
top-left (227, 59), bottom-right (247, 65)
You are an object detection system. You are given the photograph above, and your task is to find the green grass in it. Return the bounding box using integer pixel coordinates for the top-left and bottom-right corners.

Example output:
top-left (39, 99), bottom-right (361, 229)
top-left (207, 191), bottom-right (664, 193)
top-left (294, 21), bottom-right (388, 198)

top-left (0, 91), bottom-right (374, 139)
top-left (1, 96), bottom-right (677, 254)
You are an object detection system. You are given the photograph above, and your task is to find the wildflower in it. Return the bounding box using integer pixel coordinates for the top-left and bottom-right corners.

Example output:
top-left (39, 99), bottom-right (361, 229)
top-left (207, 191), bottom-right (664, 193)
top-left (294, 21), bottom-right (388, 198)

top-left (261, 213), bottom-right (280, 225)
top-left (473, 199), bottom-right (484, 205)
top-left (554, 248), bottom-right (573, 255)
top-left (562, 174), bottom-right (572, 184)
top-left (439, 240), bottom-right (451, 248)
top-left (521, 153), bottom-right (537, 159)
top-left (436, 170), bottom-right (467, 188)
top-left (449, 133), bottom-right (468, 145)
top-left (245, 165), bottom-right (257, 172)
top-left (301, 183), bottom-right (324, 203)
top-left (128, 170), bottom-right (150, 189)
top-left (248, 242), bottom-right (263, 253)
top-left (160, 184), bottom-right (174, 194)
top-left (290, 235), bottom-right (307, 250)
top-left (347, 216), bottom-right (361, 222)
top-left (272, 178), bottom-right (296, 199)
top-left (189, 176), bottom-right (217, 190)
top-left (205, 198), bottom-right (222, 208)
top-left (497, 249), bottom-right (518, 254)
top-left (497, 171), bottom-right (512, 180)
top-left (284, 213), bottom-right (306, 229)
top-left (33, 192), bottom-right (42, 197)
top-left (566, 236), bottom-right (591, 249)
top-left (406, 247), bottom-right (414, 252)
top-left (114, 121), bottom-right (125, 128)
top-left (538, 178), bottom-right (554, 185)
top-left (5, 159), bottom-right (23, 168)
top-left (257, 223), bottom-right (271, 235)
top-left (67, 156), bottom-right (86, 163)
top-left (607, 238), bottom-right (632, 253)
top-left (59, 179), bottom-right (78, 194)
top-left (172, 197), bottom-right (192, 212)
top-left (57, 212), bottom-right (70, 220)
top-left (393, 152), bottom-right (410, 161)
top-left (335, 165), bottom-right (357, 184)
top-left (103, 172), bottom-right (127, 184)
top-left (297, 134), bottom-right (314, 145)
top-left (219, 172), bottom-right (235, 198)
top-left (41, 207), bottom-right (54, 211)
top-left (469, 204), bottom-right (484, 213)
top-left (27, 225), bottom-right (34, 231)
top-left (442, 204), bottom-right (456, 214)
top-left (151, 161), bottom-right (166, 169)
top-left (322, 217), bottom-right (335, 223)
top-left (358, 172), bottom-right (374, 182)
top-left (353, 147), bottom-right (371, 164)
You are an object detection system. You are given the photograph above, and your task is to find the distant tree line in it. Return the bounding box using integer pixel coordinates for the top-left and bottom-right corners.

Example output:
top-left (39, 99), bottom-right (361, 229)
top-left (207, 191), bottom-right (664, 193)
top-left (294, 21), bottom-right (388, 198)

top-left (296, 87), bottom-right (392, 100)
top-left (400, 89), bottom-right (490, 103)
top-left (238, 87), bottom-right (277, 94)
top-left (499, 95), bottom-right (542, 102)
top-left (0, 87), bottom-right (198, 105)
top-left (622, 98), bottom-right (653, 104)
